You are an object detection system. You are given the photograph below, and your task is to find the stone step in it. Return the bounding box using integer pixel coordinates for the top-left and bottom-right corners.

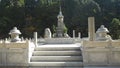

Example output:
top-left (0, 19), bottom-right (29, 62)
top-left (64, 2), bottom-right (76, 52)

top-left (29, 62), bottom-right (83, 67)
top-left (34, 47), bottom-right (80, 51)
top-left (33, 51), bottom-right (81, 56)
top-left (30, 56), bottom-right (83, 62)
top-left (29, 66), bottom-right (83, 68)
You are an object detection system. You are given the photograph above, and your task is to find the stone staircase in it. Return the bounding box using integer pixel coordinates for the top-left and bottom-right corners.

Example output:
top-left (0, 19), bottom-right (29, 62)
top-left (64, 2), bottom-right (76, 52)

top-left (29, 44), bottom-right (83, 68)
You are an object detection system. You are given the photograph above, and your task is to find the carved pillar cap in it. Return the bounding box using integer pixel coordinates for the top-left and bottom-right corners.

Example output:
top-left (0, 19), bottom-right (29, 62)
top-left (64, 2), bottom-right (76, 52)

top-left (9, 27), bottom-right (21, 35)
top-left (96, 25), bottom-right (109, 33)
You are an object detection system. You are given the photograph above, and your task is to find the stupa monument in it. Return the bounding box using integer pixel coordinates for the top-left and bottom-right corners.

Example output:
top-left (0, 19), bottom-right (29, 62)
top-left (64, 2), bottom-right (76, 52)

top-left (53, 7), bottom-right (69, 38)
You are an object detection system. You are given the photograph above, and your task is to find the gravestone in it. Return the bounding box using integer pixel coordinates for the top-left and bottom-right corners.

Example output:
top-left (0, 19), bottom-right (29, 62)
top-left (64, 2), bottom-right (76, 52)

top-left (44, 28), bottom-right (52, 38)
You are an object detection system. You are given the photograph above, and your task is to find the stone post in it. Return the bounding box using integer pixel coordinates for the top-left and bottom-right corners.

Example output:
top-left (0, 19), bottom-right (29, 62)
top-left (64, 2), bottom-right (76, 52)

top-left (34, 32), bottom-right (37, 47)
top-left (78, 32), bottom-right (81, 38)
top-left (73, 30), bottom-right (75, 38)
top-left (88, 17), bottom-right (95, 41)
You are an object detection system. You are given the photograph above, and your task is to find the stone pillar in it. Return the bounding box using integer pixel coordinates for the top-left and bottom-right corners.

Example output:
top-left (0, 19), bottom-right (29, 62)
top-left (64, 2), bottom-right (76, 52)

top-left (73, 30), bottom-right (75, 38)
top-left (78, 32), bottom-right (81, 38)
top-left (34, 32), bottom-right (37, 47)
top-left (88, 17), bottom-right (95, 41)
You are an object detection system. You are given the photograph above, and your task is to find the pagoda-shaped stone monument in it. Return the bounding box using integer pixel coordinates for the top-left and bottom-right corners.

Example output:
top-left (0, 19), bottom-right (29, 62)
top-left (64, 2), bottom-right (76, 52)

top-left (54, 7), bottom-right (67, 38)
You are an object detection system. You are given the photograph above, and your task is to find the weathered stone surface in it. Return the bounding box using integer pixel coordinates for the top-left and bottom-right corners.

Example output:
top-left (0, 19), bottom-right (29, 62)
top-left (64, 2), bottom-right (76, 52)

top-left (82, 40), bottom-right (120, 66)
top-left (0, 40), bottom-right (31, 66)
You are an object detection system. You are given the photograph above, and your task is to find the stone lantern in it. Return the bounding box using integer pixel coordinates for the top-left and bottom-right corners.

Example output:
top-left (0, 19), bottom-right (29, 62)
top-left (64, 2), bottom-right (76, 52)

top-left (9, 27), bottom-right (21, 42)
top-left (96, 25), bottom-right (110, 41)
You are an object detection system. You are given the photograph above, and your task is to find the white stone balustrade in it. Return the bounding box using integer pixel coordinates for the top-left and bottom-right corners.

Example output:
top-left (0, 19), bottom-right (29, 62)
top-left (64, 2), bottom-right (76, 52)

top-left (0, 39), bottom-right (35, 66)
top-left (82, 40), bottom-right (120, 66)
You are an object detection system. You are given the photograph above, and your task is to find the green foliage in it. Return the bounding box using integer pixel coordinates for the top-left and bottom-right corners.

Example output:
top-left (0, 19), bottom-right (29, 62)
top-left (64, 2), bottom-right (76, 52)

top-left (63, 25), bottom-right (68, 33)
top-left (110, 18), bottom-right (120, 39)
top-left (52, 25), bottom-right (56, 33)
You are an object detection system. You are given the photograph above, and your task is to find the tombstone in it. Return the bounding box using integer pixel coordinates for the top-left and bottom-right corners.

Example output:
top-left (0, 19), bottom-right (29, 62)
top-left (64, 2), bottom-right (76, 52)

top-left (96, 25), bottom-right (112, 41)
top-left (44, 28), bottom-right (52, 38)
top-left (9, 27), bottom-right (21, 42)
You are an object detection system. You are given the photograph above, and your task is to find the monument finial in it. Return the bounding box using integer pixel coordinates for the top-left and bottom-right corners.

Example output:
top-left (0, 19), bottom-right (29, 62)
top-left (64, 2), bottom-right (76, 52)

top-left (60, 6), bottom-right (62, 13)
top-left (57, 6), bottom-right (64, 19)
top-left (59, 6), bottom-right (63, 16)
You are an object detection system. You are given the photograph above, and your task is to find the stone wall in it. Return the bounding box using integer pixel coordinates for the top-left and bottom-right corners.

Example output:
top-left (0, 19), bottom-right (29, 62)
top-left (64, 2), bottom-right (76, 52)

top-left (82, 40), bottom-right (120, 66)
top-left (0, 40), bottom-right (34, 66)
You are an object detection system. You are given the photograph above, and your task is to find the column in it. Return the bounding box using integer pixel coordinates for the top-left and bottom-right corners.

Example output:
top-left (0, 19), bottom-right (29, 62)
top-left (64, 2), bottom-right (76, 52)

top-left (34, 32), bottom-right (37, 47)
top-left (78, 32), bottom-right (81, 38)
top-left (88, 17), bottom-right (95, 41)
top-left (73, 30), bottom-right (75, 38)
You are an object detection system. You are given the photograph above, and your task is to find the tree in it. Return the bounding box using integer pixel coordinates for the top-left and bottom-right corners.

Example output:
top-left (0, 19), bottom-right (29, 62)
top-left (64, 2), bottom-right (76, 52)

top-left (110, 18), bottom-right (120, 39)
